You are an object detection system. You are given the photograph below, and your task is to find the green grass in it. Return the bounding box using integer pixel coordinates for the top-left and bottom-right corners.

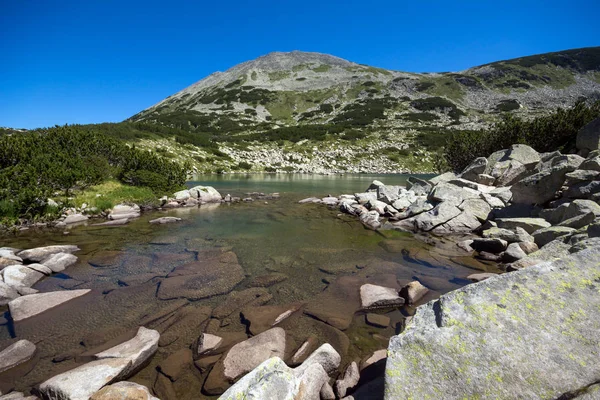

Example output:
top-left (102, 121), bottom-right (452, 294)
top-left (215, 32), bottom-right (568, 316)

top-left (312, 64), bottom-right (331, 73)
top-left (73, 180), bottom-right (159, 212)
top-left (268, 71), bottom-right (291, 81)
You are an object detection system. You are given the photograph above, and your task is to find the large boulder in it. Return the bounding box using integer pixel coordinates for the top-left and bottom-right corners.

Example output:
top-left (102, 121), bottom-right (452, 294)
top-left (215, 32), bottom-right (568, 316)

top-left (428, 183), bottom-right (479, 203)
top-left (413, 201), bottom-right (462, 232)
top-left (511, 167), bottom-right (566, 205)
top-left (385, 248), bottom-right (600, 399)
top-left (532, 226), bottom-right (576, 248)
top-left (189, 186), bottom-right (222, 202)
top-left (0, 340), bottom-right (36, 373)
top-left (17, 245), bottom-right (79, 263)
top-left (495, 218), bottom-right (551, 234)
top-left (9, 289), bottom-right (91, 321)
top-left (576, 117), bottom-right (600, 152)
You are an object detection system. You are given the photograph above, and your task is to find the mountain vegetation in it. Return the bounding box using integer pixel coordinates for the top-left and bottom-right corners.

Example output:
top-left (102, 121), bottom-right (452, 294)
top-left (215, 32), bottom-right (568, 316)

top-left (0, 125), bottom-right (186, 221)
top-left (123, 47), bottom-right (600, 174)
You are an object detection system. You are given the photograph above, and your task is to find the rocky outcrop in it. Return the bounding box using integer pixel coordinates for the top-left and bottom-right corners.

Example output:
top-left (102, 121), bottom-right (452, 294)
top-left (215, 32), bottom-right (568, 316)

top-left (385, 248), bottom-right (600, 399)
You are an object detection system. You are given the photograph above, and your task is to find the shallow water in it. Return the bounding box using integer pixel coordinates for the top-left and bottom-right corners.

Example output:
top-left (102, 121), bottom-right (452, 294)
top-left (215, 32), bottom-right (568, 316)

top-left (0, 174), bottom-right (499, 398)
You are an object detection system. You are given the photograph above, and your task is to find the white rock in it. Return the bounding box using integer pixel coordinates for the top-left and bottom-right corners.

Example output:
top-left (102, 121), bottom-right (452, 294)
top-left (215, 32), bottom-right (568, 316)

top-left (17, 245), bottom-right (79, 263)
top-left (9, 289), bottom-right (91, 321)
top-left (0, 339), bottom-right (36, 373)
top-left (95, 327), bottom-right (159, 376)
top-left (41, 253), bottom-right (78, 273)
top-left (64, 214), bottom-right (88, 224)
top-left (360, 284), bottom-right (404, 309)
top-left (1, 265), bottom-right (44, 289)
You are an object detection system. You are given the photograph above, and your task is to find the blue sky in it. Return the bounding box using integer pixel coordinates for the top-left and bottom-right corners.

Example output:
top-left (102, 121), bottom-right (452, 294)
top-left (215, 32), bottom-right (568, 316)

top-left (1, 0), bottom-right (598, 129)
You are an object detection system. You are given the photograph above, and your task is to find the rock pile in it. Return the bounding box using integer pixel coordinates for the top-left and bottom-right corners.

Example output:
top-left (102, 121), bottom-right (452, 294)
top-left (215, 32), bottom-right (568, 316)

top-left (1, 245), bottom-right (80, 307)
top-left (301, 124), bottom-right (600, 271)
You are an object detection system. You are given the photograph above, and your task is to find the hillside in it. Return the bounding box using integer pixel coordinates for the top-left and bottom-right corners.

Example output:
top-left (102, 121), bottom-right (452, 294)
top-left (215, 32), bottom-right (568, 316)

top-left (124, 47), bottom-right (599, 173)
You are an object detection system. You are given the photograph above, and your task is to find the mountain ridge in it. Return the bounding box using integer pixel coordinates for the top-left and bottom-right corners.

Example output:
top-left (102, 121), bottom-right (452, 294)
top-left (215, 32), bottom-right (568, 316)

top-left (125, 47), bottom-right (600, 174)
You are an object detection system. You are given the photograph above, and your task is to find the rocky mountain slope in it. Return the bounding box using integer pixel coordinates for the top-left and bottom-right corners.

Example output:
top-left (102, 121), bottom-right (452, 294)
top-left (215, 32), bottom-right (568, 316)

top-left (129, 47), bottom-right (600, 174)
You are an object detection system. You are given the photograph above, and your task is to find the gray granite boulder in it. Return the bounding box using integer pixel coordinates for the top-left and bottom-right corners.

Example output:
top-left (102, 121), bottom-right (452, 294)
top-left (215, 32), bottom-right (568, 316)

top-left (385, 248), bottom-right (600, 399)
top-left (459, 157), bottom-right (487, 182)
top-left (406, 177), bottom-right (432, 196)
top-left (189, 185), bottom-right (222, 202)
top-left (532, 226), bottom-right (576, 248)
top-left (495, 218), bottom-right (551, 234)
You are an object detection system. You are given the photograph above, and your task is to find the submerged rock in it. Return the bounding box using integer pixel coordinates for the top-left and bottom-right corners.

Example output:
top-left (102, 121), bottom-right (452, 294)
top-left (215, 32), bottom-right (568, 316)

top-left (157, 251), bottom-right (244, 300)
top-left (0, 340), bottom-right (36, 373)
top-left (9, 289), bottom-right (91, 321)
top-left (385, 248), bottom-right (600, 399)
top-left (149, 217), bottom-right (182, 224)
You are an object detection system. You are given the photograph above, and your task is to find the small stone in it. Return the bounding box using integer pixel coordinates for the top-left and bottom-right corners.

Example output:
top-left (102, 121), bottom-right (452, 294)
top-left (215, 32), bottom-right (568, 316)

top-left (467, 273), bottom-right (496, 282)
top-left (360, 284), bottom-right (404, 309)
top-left (149, 217), bottom-right (182, 224)
top-left (399, 281), bottom-right (429, 304)
top-left (365, 313), bottom-right (390, 328)
top-left (336, 361), bottom-right (360, 398)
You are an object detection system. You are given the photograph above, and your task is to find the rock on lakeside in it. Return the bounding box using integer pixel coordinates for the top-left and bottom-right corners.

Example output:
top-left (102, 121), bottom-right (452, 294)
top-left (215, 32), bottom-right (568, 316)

top-left (385, 247), bottom-right (600, 399)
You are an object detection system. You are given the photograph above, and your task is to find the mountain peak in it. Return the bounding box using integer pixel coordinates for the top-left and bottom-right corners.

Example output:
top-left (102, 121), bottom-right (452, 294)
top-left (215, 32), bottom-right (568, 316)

top-left (242, 51), bottom-right (357, 71)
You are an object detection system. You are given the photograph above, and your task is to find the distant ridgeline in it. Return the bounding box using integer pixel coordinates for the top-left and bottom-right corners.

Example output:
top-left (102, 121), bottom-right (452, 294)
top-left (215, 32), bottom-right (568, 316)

top-left (124, 47), bottom-right (600, 147)
top-left (0, 125), bottom-right (187, 220)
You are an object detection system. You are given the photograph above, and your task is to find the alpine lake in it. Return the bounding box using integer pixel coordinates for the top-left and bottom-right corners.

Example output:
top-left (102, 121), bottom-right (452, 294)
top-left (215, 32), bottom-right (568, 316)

top-left (0, 174), bottom-right (502, 398)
